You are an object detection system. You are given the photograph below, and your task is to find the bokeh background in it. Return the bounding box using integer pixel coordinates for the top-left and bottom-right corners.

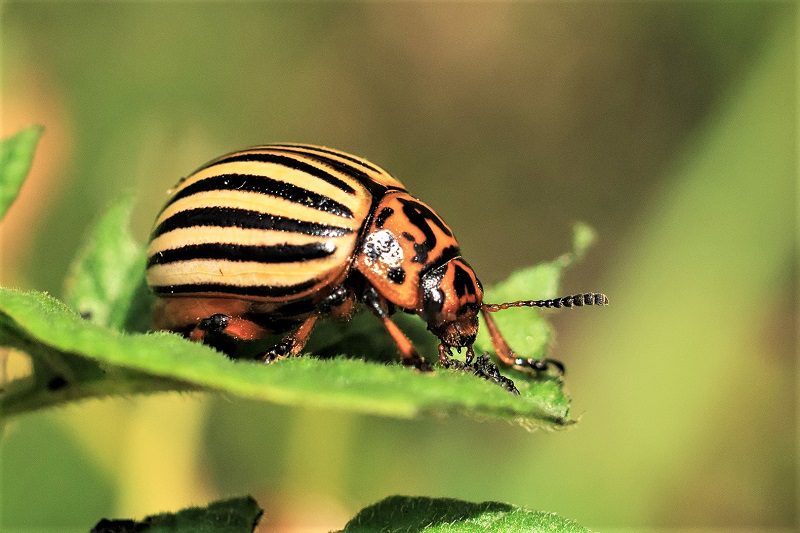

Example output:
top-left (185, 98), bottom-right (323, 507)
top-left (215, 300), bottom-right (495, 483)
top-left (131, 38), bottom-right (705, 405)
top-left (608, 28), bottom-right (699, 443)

top-left (1, 2), bottom-right (796, 532)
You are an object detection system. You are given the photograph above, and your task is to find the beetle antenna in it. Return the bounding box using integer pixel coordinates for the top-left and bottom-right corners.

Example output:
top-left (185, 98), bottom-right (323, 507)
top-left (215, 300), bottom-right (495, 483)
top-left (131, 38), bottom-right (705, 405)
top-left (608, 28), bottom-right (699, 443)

top-left (482, 293), bottom-right (609, 312)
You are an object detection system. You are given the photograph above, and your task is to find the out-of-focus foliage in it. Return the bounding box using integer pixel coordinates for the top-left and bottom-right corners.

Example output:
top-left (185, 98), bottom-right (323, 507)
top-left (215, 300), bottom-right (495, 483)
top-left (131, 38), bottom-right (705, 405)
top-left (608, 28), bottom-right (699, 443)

top-left (0, 125), bottom-right (42, 220)
top-left (63, 195), bottom-right (151, 332)
top-left (1, 2), bottom-right (795, 532)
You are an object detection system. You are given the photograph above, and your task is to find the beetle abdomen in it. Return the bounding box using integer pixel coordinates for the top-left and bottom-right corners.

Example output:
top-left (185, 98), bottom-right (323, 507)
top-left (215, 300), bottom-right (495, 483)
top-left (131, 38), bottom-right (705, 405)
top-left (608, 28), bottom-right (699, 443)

top-left (146, 144), bottom-right (405, 302)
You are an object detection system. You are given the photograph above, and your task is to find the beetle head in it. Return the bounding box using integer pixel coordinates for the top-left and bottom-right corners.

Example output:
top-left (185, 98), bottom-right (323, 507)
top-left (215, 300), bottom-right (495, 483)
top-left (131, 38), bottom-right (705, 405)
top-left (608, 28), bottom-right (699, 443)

top-left (420, 257), bottom-right (483, 347)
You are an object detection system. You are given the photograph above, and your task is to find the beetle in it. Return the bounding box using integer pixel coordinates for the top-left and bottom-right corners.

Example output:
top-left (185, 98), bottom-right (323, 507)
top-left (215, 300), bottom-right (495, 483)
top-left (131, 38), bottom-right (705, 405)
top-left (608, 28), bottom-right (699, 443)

top-left (146, 144), bottom-right (607, 385)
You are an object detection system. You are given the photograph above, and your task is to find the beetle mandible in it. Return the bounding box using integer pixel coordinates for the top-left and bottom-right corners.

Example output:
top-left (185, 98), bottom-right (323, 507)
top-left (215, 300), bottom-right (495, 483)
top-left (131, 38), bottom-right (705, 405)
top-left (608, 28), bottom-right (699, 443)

top-left (146, 144), bottom-right (607, 382)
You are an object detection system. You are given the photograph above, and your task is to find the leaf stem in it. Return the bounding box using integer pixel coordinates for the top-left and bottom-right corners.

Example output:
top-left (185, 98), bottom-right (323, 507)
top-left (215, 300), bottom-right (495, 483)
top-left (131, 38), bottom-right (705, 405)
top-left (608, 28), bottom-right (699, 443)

top-left (0, 371), bottom-right (194, 419)
top-left (0, 324), bottom-right (196, 420)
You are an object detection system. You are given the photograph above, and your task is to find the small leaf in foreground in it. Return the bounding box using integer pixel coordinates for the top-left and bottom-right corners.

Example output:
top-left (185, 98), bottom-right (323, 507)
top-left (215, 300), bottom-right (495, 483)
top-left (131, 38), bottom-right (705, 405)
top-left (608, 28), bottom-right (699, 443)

top-left (340, 495), bottom-right (591, 533)
top-left (0, 125), bottom-right (43, 220)
top-left (91, 495), bottom-right (262, 533)
top-left (62, 195), bottom-right (152, 331)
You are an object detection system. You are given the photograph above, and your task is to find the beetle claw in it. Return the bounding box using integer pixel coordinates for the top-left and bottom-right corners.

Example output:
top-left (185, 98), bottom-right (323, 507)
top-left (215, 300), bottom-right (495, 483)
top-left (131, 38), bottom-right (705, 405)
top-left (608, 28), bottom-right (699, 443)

top-left (403, 356), bottom-right (433, 372)
top-left (259, 340), bottom-right (293, 364)
top-left (512, 357), bottom-right (565, 376)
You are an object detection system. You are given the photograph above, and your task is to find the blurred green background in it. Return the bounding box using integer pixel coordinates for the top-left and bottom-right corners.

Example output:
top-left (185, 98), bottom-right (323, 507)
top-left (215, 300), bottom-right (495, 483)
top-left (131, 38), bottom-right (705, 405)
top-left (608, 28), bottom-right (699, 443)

top-left (1, 2), bottom-right (796, 532)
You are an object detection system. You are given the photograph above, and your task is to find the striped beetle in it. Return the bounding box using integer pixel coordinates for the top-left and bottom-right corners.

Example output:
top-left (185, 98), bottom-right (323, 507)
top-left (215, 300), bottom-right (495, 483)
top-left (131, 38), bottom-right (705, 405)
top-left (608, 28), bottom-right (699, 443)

top-left (146, 144), bottom-right (607, 388)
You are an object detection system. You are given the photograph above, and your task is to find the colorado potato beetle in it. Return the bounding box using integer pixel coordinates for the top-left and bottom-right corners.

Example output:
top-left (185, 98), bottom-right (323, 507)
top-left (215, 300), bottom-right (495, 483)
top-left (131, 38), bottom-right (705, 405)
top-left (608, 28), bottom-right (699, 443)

top-left (146, 144), bottom-right (607, 388)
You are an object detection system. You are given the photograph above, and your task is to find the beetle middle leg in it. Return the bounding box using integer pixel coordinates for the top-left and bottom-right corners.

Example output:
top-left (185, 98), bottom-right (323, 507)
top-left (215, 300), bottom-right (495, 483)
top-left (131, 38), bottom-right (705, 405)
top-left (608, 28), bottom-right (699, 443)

top-left (258, 314), bottom-right (319, 364)
top-left (481, 310), bottom-right (565, 375)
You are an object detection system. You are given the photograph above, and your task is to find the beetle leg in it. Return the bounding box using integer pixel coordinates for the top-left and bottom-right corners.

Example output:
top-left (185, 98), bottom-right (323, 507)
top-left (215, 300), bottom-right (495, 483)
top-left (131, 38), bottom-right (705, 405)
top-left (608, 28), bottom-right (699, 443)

top-left (465, 345), bottom-right (476, 365)
top-left (362, 286), bottom-right (431, 371)
top-left (259, 314), bottom-right (319, 364)
top-left (319, 286), bottom-right (357, 321)
top-left (438, 343), bottom-right (451, 366)
top-left (190, 313), bottom-right (271, 356)
top-left (378, 315), bottom-right (431, 371)
top-left (481, 309), bottom-right (565, 375)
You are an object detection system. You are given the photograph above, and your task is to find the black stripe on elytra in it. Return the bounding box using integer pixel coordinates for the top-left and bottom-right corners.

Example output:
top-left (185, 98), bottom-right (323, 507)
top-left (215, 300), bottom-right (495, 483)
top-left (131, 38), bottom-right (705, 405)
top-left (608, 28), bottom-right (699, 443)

top-left (272, 144), bottom-right (383, 174)
top-left (152, 207), bottom-right (353, 239)
top-left (165, 174), bottom-right (354, 218)
top-left (147, 242), bottom-right (335, 267)
top-left (151, 278), bottom-right (319, 297)
top-left (267, 147), bottom-right (396, 198)
top-left (200, 153), bottom-right (356, 195)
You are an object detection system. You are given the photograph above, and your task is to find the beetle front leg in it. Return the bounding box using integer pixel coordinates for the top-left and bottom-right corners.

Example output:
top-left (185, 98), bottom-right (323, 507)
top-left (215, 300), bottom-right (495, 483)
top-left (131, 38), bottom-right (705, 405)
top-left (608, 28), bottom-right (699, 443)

top-left (363, 287), bottom-right (431, 371)
top-left (481, 309), bottom-right (565, 375)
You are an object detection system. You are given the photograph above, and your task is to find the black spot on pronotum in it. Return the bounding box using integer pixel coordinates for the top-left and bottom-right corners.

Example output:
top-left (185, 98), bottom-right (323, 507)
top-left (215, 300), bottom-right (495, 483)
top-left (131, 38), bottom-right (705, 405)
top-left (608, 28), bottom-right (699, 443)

top-left (80, 310), bottom-right (93, 320)
top-left (388, 267), bottom-right (406, 284)
top-left (452, 263), bottom-right (477, 298)
top-left (396, 197), bottom-right (452, 264)
top-left (375, 207), bottom-right (394, 228)
top-left (47, 375), bottom-right (68, 391)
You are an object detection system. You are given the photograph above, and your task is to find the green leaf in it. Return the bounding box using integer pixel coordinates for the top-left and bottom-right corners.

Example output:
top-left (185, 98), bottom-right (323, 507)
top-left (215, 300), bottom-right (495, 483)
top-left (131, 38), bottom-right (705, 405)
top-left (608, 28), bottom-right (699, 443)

top-left (63, 195), bottom-right (153, 332)
top-left (91, 496), bottom-right (263, 533)
top-left (0, 125), bottom-right (43, 220)
top-left (0, 288), bottom-right (569, 429)
top-left (340, 496), bottom-right (591, 533)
